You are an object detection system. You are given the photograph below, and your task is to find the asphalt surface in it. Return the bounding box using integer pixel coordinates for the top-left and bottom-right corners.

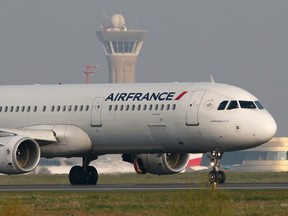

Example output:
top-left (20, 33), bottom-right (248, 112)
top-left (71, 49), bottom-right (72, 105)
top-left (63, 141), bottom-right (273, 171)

top-left (0, 183), bottom-right (288, 192)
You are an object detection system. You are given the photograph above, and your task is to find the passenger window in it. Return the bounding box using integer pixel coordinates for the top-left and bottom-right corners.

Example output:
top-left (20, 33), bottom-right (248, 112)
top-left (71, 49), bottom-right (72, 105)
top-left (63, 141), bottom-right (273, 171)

top-left (108, 105), bottom-right (112, 111)
top-left (149, 104), bottom-right (153, 111)
top-left (27, 106), bottom-right (31, 112)
top-left (227, 101), bottom-right (239, 110)
top-left (74, 105), bottom-right (78, 111)
top-left (255, 101), bottom-right (264, 109)
top-left (131, 104), bottom-right (135, 111)
top-left (16, 106), bottom-right (19, 112)
top-left (10, 106), bottom-right (13, 112)
top-left (120, 105), bottom-right (124, 111)
top-left (155, 104), bottom-right (158, 111)
top-left (57, 105), bottom-right (61, 112)
top-left (239, 101), bottom-right (256, 109)
top-left (143, 104), bottom-right (147, 111)
top-left (43, 106), bottom-right (46, 112)
top-left (217, 101), bottom-right (228, 110)
top-left (4, 106), bottom-right (8, 112)
top-left (34, 106), bottom-right (37, 112)
top-left (160, 104), bottom-right (164, 110)
top-left (21, 106), bottom-right (25, 112)
top-left (126, 105), bottom-right (129, 111)
top-left (51, 106), bottom-right (55, 112)
top-left (0, 106), bottom-right (2, 112)
top-left (137, 104), bottom-right (141, 111)
top-left (166, 104), bottom-right (170, 110)
top-left (172, 104), bottom-right (176, 110)
top-left (85, 105), bottom-right (89, 111)
top-left (63, 106), bottom-right (66, 112)
top-left (114, 105), bottom-right (118, 111)
top-left (80, 105), bottom-right (83, 111)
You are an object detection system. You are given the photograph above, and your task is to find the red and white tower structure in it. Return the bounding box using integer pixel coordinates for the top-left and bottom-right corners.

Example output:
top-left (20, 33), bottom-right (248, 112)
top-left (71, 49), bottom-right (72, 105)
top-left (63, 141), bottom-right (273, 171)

top-left (84, 64), bottom-right (98, 84)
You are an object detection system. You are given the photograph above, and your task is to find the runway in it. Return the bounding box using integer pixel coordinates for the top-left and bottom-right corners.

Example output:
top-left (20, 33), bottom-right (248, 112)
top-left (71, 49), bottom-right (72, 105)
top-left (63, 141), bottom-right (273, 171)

top-left (0, 183), bottom-right (288, 192)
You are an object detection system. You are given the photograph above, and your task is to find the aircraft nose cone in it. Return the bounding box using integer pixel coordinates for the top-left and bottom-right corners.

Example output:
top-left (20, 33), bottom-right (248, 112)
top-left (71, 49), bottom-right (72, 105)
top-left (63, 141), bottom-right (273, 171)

top-left (252, 112), bottom-right (277, 144)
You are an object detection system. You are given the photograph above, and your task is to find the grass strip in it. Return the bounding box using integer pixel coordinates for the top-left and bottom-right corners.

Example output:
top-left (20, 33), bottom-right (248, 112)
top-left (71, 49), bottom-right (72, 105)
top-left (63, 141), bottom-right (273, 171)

top-left (0, 190), bottom-right (288, 216)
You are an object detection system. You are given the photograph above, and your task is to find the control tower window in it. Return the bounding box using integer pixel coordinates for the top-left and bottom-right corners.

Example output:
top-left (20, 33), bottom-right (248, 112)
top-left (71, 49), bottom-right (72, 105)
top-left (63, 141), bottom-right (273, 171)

top-left (125, 41), bottom-right (135, 53)
top-left (105, 42), bottom-right (112, 54)
top-left (118, 41), bottom-right (124, 53)
top-left (111, 41), bottom-right (136, 53)
top-left (112, 41), bottom-right (118, 53)
top-left (227, 100), bottom-right (239, 110)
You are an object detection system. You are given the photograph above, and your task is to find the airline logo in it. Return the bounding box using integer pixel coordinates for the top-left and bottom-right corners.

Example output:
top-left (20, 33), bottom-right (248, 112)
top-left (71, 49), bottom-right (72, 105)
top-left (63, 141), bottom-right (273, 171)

top-left (105, 91), bottom-right (188, 102)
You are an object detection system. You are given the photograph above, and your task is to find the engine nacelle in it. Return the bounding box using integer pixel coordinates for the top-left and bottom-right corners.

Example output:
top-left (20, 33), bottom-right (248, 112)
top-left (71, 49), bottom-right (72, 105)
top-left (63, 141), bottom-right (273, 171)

top-left (0, 135), bottom-right (41, 174)
top-left (133, 153), bottom-right (189, 175)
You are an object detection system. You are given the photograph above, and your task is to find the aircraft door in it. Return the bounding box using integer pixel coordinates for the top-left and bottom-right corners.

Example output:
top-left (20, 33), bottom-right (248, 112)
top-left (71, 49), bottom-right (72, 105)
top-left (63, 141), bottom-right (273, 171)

top-left (90, 97), bottom-right (104, 127)
top-left (186, 90), bottom-right (206, 126)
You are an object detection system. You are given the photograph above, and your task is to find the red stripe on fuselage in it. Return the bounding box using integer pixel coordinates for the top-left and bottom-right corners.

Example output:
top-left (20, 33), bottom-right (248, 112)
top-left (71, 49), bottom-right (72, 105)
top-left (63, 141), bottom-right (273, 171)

top-left (175, 91), bottom-right (188, 100)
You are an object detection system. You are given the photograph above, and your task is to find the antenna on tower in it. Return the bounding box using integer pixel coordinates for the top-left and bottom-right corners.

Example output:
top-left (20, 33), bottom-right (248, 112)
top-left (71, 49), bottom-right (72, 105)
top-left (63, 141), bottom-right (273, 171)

top-left (102, 10), bottom-right (108, 28)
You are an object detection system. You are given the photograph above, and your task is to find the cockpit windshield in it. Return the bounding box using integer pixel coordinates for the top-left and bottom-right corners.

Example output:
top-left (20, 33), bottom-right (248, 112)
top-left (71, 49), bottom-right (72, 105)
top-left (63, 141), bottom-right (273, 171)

top-left (254, 101), bottom-right (264, 109)
top-left (227, 100), bottom-right (239, 110)
top-left (217, 100), bottom-right (264, 110)
top-left (218, 101), bottom-right (228, 110)
top-left (239, 101), bottom-right (256, 109)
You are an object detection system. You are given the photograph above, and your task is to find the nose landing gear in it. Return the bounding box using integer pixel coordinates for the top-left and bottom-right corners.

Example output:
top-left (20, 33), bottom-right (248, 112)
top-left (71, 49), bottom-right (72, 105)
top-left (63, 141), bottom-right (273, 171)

top-left (207, 150), bottom-right (226, 184)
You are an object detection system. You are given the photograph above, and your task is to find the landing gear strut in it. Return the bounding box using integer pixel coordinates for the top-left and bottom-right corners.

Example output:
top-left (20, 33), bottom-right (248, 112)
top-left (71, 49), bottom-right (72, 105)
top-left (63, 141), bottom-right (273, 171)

top-left (69, 156), bottom-right (98, 185)
top-left (207, 150), bottom-right (225, 184)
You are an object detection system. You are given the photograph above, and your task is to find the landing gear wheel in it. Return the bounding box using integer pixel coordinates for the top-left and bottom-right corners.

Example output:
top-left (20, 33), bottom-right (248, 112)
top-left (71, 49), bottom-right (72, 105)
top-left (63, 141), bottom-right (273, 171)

top-left (69, 166), bottom-right (85, 185)
top-left (69, 156), bottom-right (99, 185)
top-left (217, 170), bottom-right (226, 184)
top-left (86, 166), bottom-right (98, 184)
top-left (208, 171), bottom-right (217, 183)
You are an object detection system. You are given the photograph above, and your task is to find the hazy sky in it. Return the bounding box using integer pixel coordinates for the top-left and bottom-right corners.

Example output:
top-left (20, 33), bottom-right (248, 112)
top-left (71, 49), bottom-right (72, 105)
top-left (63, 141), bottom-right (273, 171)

top-left (0, 1), bottom-right (287, 136)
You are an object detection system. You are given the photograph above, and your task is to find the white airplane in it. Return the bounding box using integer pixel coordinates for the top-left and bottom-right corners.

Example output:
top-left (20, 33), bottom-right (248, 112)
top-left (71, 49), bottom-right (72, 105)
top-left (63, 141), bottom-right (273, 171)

top-left (0, 82), bottom-right (276, 184)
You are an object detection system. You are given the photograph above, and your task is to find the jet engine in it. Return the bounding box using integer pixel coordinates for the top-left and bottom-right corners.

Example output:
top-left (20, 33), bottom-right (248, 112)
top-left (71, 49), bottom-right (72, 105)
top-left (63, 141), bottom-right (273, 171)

top-left (132, 153), bottom-right (189, 175)
top-left (0, 135), bottom-right (41, 174)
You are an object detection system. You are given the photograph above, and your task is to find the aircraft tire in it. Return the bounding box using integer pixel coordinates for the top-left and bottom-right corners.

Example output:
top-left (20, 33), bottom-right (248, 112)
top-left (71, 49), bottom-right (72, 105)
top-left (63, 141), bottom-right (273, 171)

top-left (218, 170), bottom-right (226, 184)
top-left (69, 165), bottom-right (85, 185)
top-left (86, 166), bottom-right (98, 184)
top-left (208, 171), bottom-right (217, 183)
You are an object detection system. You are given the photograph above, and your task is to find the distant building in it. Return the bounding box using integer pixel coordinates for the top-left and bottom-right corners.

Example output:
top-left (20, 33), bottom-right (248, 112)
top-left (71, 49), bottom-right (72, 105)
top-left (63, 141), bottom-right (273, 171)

top-left (201, 137), bottom-right (288, 172)
top-left (96, 14), bottom-right (146, 83)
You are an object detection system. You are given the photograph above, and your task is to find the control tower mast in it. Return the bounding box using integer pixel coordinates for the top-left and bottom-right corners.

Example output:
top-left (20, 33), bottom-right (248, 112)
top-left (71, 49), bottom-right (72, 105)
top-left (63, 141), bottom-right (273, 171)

top-left (96, 14), bottom-right (146, 83)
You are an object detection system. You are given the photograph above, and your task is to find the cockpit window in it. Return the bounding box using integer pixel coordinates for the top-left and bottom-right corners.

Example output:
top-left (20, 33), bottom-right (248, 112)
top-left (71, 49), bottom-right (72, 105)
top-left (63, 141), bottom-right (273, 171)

top-left (239, 101), bottom-right (257, 109)
top-left (218, 100), bottom-right (264, 111)
top-left (217, 101), bottom-right (228, 110)
top-left (254, 101), bottom-right (264, 109)
top-left (227, 100), bottom-right (239, 110)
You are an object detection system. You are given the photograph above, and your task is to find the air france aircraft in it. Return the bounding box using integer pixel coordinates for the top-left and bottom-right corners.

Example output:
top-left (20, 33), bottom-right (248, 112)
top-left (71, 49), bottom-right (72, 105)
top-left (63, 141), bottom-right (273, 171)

top-left (0, 82), bottom-right (276, 184)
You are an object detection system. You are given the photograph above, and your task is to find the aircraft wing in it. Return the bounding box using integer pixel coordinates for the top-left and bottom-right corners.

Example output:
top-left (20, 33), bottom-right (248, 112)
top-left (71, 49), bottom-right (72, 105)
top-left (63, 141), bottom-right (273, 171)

top-left (0, 128), bottom-right (57, 144)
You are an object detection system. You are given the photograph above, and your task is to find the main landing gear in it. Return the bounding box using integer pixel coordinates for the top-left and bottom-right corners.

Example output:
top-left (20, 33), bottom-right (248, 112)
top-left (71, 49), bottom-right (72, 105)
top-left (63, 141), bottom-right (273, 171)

top-left (69, 156), bottom-right (98, 185)
top-left (207, 150), bottom-right (226, 184)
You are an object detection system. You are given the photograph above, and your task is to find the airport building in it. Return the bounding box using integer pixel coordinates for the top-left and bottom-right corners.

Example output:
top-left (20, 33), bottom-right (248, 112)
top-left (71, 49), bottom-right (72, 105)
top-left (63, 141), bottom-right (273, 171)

top-left (96, 14), bottom-right (146, 83)
top-left (201, 137), bottom-right (288, 172)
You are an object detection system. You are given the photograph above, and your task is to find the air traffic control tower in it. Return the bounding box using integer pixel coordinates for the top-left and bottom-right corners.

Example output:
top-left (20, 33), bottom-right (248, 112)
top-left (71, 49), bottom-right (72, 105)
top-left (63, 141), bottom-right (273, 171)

top-left (96, 14), bottom-right (146, 83)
